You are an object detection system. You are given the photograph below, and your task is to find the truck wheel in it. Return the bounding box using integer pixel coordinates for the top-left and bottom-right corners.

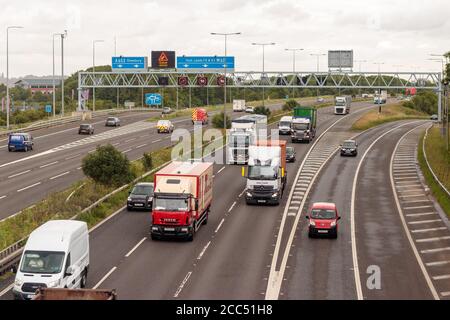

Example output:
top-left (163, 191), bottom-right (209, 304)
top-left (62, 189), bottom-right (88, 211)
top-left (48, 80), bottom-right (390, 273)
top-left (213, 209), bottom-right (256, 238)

top-left (187, 223), bottom-right (196, 242)
top-left (80, 271), bottom-right (87, 288)
top-left (24, 146), bottom-right (28, 152)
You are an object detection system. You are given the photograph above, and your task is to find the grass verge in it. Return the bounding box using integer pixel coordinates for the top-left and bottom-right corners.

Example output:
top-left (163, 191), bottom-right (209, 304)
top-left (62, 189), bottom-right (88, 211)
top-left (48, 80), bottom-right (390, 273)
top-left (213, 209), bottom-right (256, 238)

top-left (351, 103), bottom-right (428, 131)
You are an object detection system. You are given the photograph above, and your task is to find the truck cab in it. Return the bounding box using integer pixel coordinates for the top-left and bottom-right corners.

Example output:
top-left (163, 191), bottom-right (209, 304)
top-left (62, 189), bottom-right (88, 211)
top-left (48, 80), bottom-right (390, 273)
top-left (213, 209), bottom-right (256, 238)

top-left (244, 140), bottom-right (287, 206)
top-left (192, 108), bottom-right (208, 125)
top-left (291, 107), bottom-right (317, 143)
top-left (334, 96), bottom-right (352, 115)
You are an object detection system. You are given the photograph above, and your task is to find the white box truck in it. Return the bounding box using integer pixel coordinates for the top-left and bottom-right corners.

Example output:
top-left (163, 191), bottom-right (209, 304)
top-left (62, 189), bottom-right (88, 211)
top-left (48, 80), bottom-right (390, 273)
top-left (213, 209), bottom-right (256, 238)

top-left (13, 220), bottom-right (89, 300)
top-left (233, 100), bottom-right (246, 112)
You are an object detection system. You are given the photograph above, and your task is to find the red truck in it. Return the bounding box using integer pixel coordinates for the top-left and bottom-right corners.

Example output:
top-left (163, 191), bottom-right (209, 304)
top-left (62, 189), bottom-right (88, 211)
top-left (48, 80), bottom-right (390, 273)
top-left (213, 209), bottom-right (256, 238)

top-left (151, 161), bottom-right (214, 241)
top-left (192, 108), bottom-right (209, 125)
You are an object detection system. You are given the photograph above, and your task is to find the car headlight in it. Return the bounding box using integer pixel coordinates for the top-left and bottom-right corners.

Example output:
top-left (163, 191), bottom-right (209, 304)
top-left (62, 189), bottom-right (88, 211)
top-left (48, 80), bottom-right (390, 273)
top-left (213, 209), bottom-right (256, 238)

top-left (272, 193), bottom-right (279, 198)
top-left (48, 279), bottom-right (60, 288)
top-left (127, 197), bottom-right (132, 202)
top-left (14, 279), bottom-right (23, 287)
top-left (309, 220), bottom-right (316, 227)
top-left (331, 221), bottom-right (337, 227)
top-left (246, 192), bottom-right (252, 197)
top-left (147, 197), bottom-right (153, 203)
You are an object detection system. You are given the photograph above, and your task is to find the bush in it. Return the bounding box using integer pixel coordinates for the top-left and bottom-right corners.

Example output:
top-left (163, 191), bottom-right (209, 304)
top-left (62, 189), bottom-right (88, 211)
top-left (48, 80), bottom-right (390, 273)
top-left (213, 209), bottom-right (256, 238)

top-left (212, 112), bottom-right (232, 129)
top-left (283, 99), bottom-right (300, 111)
top-left (142, 152), bottom-right (153, 171)
top-left (254, 106), bottom-right (271, 117)
top-left (82, 144), bottom-right (135, 187)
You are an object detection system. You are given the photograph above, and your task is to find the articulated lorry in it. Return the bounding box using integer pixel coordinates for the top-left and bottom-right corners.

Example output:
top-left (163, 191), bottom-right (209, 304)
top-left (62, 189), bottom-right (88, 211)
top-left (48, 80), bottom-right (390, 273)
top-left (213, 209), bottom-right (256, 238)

top-left (233, 100), bottom-right (246, 112)
top-left (334, 96), bottom-right (352, 115)
top-left (151, 161), bottom-right (213, 241)
top-left (244, 140), bottom-right (287, 206)
top-left (228, 114), bottom-right (268, 164)
top-left (291, 107), bottom-right (317, 143)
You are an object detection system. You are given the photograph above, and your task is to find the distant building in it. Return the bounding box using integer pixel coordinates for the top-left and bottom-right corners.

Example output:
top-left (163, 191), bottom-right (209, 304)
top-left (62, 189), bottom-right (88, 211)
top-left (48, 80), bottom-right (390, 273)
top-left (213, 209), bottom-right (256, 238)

top-left (14, 78), bottom-right (62, 95)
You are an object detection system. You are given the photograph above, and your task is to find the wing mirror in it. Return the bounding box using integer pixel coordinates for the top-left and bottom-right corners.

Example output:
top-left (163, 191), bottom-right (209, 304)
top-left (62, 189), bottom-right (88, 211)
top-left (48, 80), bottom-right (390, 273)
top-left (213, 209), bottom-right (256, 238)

top-left (305, 216), bottom-right (310, 220)
top-left (195, 200), bottom-right (199, 211)
top-left (65, 266), bottom-right (75, 277)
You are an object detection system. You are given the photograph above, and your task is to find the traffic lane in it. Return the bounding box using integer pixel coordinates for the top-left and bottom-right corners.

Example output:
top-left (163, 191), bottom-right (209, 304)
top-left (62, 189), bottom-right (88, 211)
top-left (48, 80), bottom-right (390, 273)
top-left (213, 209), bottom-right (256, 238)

top-left (87, 164), bottom-right (245, 299)
top-left (356, 122), bottom-right (434, 299)
top-left (280, 121), bottom-right (407, 300)
top-left (174, 111), bottom-right (362, 299)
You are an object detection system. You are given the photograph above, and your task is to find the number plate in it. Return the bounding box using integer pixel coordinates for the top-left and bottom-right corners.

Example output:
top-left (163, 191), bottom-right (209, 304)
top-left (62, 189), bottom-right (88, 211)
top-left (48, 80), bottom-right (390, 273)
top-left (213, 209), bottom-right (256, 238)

top-left (165, 228), bottom-right (175, 232)
top-left (258, 200), bottom-right (266, 204)
top-left (318, 230), bottom-right (329, 234)
top-left (134, 203), bottom-right (144, 207)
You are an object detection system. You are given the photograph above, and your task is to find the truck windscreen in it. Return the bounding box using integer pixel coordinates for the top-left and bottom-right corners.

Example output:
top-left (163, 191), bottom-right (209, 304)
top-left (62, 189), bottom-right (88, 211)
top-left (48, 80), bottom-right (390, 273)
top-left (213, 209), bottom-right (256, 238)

top-left (293, 123), bottom-right (309, 131)
top-left (230, 135), bottom-right (250, 146)
top-left (335, 101), bottom-right (346, 106)
top-left (248, 166), bottom-right (277, 180)
top-left (154, 198), bottom-right (189, 212)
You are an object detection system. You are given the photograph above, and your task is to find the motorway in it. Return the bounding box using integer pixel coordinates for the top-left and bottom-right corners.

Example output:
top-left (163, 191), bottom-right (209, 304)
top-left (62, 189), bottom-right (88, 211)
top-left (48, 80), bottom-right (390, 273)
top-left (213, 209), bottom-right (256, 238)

top-left (2, 99), bottom-right (448, 300)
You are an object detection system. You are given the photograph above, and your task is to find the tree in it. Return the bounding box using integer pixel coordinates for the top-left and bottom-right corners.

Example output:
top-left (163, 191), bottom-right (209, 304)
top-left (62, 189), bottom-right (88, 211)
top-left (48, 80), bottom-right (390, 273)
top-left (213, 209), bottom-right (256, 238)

top-left (142, 152), bottom-right (153, 171)
top-left (254, 106), bottom-right (271, 117)
top-left (283, 99), bottom-right (300, 111)
top-left (212, 112), bottom-right (231, 129)
top-left (82, 144), bottom-right (135, 186)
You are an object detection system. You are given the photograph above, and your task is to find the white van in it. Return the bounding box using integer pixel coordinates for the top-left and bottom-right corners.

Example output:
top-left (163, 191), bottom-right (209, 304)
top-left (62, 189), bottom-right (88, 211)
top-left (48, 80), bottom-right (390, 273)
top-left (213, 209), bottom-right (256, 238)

top-left (13, 220), bottom-right (89, 300)
top-left (279, 116), bottom-right (293, 135)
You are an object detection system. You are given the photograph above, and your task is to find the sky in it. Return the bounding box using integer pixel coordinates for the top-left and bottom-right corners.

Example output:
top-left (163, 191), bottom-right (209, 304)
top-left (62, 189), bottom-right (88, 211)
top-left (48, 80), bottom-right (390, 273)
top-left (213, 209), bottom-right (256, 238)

top-left (0, 0), bottom-right (449, 78)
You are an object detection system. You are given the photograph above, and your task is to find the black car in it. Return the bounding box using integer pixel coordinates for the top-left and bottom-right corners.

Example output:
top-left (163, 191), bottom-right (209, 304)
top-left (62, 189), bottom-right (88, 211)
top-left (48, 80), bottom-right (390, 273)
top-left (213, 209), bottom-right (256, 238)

top-left (340, 140), bottom-right (358, 157)
top-left (286, 147), bottom-right (296, 162)
top-left (127, 182), bottom-right (154, 211)
top-left (79, 124), bottom-right (94, 135)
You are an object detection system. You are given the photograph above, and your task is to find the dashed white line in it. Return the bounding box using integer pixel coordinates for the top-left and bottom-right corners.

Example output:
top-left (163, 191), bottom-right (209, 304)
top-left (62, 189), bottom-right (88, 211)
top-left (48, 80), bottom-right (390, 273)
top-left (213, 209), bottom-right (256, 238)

top-left (125, 237), bottom-right (147, 258)
top-left (441, 291), bottom-right (450, 297)
top-left (0, 195), bottom-right (6, 200)
top-left (228, 201), bottom-right (237, 213)
top-left (65, 154), bottom-right (81, 160)
top-left (152, 139), bottom-right (162, 143)
top-left (217, 166), bottom-right (226, 174)
top-left (0, 284), bottom-right (14, 297)
top-left (40, 161), bottom-right (59, 168)
top-left (93, 266), bottom-right (117, 289)
top-left (124, 138), bottom-right (137, 143)
top-left (174, 271), bottom-right (192, 298)
top-left (17, 182), bottom-right (41, 193)
top-left (8, 170), bottom-right (31, 179)
top-left (122, 149), bottom-right (132, 154)
top-left (50, 171), bottom-right (71, 180)
top-left (197, 241), bottom-right (211, 260)
top-left (135, 144), bottom-right (148, 149)
top-left (215, 219), bottom-right (225, 233)
top-left (77, 167), bottom-right (82, 170)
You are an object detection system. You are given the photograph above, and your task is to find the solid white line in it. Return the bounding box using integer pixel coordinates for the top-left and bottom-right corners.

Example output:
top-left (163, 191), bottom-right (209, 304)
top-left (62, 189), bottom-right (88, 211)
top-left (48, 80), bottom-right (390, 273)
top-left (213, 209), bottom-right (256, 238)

top-left (65, 154), bottom-right (81, 160)
top-left (238, 188), bottom-right (246, 198)
top-left (228, 201), bottom-right (237, 213)
top-left (218, 166), bottom-right (226, 174)
top-left (390, 123), bottom-right (440, 300)
top-left (421, 247), bottom-right (450, 254)
top-left (17, 182), bottom-right (41, 193)
top-left (173, 271), bottom-right (192, 298)
top-left (93, 267), bottom-right (117, 289)
top-left (215, 219), bottom-right (225, 233)
top-left (412, 227), bottom-right (447, 234)
top-left (427, 261), bottom-right (450, 267)
top-left (8, 170), bottom-right (31, 179)
top-left (400, 194), bottom-right (426, 198)
top-left (197, 241), bottom-right (211, 260)
top-left (125, 237), bottom-right (147, 258)
top-left (40, 161), bottom-right (59, 168)
top-left (50, 171), bottom-right (71, 180)
top-left (0, 284), bottom-right (14, 297)
top-left (112, 142), bottom-right (120, 146)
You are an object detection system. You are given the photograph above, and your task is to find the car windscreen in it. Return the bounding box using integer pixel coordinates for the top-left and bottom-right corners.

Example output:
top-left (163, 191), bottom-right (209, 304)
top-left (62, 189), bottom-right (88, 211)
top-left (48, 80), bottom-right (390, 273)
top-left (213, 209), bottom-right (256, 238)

top-left (287, 148), bottom-right (295, 155)
top-left (154, 198), bottom-right (189, 212)
top-left (80, 125), bottom-right (90, 129)
top-left (9, 135), bottom-right (24, 142)
top-left (292, 123), bottom-right (309, 131)
top-left (131, 185), bottom-right (154, 196)
top-left (279, 121), bottom-right (291, 127)
top-left (248, 166), bottom-right (277, 180)
top-left (311, 209), bottom-right (336, 220)
top-left (20, 251), bottom-right (65, 274)
top-left (343, 142), bottom-right (356, 148)
top-left (107, 118), bottom-right (116, 121)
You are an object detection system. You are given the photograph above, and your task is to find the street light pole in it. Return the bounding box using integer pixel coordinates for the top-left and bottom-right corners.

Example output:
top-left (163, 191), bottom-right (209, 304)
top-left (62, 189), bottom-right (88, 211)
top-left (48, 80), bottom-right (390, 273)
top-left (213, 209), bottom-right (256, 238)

top-left (115, 36), bottom-right (119, 109)
top-left (373, 62), bottom-right (385, 113)
top-left (211, 32), bottom-right (241, 130)
top-left (52, 32), bottom-right (65, 118)
top-left (354, 60), bottom-right (368, 73)
top-left (6, 26), bottom-right (23, 130)
top-left (92, 39), bottom-right (105, 112)
top-left (310, 53), bottom-right (326, 98)
top-left (285, 48), bottom-right (304, 98)
top-left (252, 42), bottom-right (276, 107)
top-left (61, 30), bottom-right (67, 117)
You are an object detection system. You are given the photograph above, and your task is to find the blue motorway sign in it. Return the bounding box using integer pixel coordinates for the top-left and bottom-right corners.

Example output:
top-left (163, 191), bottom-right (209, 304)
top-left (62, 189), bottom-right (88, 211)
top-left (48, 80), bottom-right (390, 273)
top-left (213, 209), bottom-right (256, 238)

top-left (45, 105), bottom-right (52, 113)
top-left (177, 56), bottom-right (235, 73)
top-left (145, 93), bottom-right (162, 106)
top-left (112, 57), bottom-right (148, 71)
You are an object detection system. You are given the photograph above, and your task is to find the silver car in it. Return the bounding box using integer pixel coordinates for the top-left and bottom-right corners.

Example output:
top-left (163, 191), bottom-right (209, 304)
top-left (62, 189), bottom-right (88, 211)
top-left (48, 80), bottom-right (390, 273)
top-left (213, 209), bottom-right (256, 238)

top-left (105, 117), bottom-right (121, 127)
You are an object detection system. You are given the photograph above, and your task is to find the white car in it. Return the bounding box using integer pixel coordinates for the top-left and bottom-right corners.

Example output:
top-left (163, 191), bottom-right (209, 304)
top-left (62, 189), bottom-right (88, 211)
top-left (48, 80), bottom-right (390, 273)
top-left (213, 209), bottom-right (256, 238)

top-left (157, 120), bottom-right (174, 133)
top-left (245, 106), bottom-right (255, 113)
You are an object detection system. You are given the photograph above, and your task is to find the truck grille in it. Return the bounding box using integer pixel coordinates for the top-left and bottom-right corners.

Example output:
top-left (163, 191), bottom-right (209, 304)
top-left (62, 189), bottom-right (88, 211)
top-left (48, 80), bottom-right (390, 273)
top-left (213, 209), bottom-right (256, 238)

top-left (253, 185), bottom-right (274, 195)
top-left (162, 218), bottom-right (179, 225)
top-left (22, 283), bottom-right (47, 293)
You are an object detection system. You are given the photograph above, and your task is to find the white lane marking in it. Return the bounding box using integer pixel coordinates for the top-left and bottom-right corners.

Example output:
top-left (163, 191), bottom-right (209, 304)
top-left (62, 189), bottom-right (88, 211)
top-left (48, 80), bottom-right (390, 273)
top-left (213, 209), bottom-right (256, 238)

top-left (50, 171), bottom-right (71, 180)
top-left (174, 271), bottom-right (192, 298)
top-left (112, 142), bottom-right (120, 146)
top-left (218, 166), bottom-right (226, 174)
top-left (421, 247), bottom-right (450, 254)
top-left (77, 167), bottom-right (82, 170)
top-left (40, 161), bottom-right (59, 168)
top-left (122, 149), bottom-right (132, 154)
top-left (408, 220), bottom-right (442, 225)
top-left (125, 237), bottom-right (147, 258)
top-left (0, 284), bottom-right (14, 297)
top-left (215, 219), bottom-right (225, 233)
top-left (228, 201), bottom-right (237, 213)
top-left (416, 236), bottom-right (450, 243)
top-left (93, 266), bottom-right (117, 289)
top-left (427, 261), bottom-right (450, 267)
top-left (404, 206), bottom-right (434, 210)
top-left (65, 154), bottom-right (81, 160)
top-left (17, 182), bottom-right (41, 193)
top-left (412, 227), bottom-right (447, 234)
top-left (238, 189), bottom-right (246, 198)
top-left (135, 144), bottom-right (147, 149)
top-left (88, 149), bottom-right (96, 154)
top-left (124, 138), bottom-right (136, 143)
top-left (396, 184), bottom-right (422, 187)
top-left (406, 212), bottom-right (437, 217)
top-left (152, 139), bottom-right (162, 143)
top-left (433, 275), bottom-right (450, 281)
top-left (197, 241), bottom-right (211, 260)
top-left (8, 170), bottom-right (31, 179)
top-left (441, 291), bottom-right (450, 297)
top-left (0, 195), bottom-right (6, 200)
top-left (403, 200), bottom-right (432, 204)
top-left (390, 123), bottom-right (440, 300)
top-left (400, 194), bottom-right (426, 198)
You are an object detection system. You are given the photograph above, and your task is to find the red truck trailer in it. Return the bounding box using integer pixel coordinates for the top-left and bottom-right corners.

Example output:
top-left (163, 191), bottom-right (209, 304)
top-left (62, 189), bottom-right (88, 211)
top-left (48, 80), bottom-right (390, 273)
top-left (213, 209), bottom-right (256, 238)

top-left (192, 108), bottom-right (209, 125)
top-left (151, 161), bottom-right (214, 241)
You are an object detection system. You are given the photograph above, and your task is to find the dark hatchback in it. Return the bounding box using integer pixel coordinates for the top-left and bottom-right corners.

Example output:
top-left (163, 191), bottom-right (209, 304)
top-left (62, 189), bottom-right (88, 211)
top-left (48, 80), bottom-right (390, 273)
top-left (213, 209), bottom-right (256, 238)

top-left (79, 124), bottom-right (94, 135)
top-left (286, 147), bottom-right (296, 162)
top-left (127, 183), bottom-right (154, 211)
top-left (340, 140), bottom-right (358, 157)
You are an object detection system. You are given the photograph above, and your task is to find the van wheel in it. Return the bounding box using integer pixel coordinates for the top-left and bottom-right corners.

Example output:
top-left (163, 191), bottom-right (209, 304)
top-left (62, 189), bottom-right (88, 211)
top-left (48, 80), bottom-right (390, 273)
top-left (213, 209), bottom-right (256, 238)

top-left (24, 146), bottom-right (28, 152)
top-left (80, 271), bottom-right (87, 288)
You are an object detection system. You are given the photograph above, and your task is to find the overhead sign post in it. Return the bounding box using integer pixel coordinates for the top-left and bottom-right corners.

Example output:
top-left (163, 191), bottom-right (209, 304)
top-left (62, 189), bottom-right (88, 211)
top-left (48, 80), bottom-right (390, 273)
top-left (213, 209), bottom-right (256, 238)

top-left (145, 93), bottom-right (162, 106)
top-left (112, 57), bottom-right (148, 72)
top-left (177, 56), bottom-right (235, 73)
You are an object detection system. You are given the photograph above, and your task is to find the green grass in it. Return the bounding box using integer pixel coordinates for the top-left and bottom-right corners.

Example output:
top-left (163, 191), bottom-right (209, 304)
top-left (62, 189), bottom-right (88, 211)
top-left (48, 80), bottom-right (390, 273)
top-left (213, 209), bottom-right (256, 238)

top-left (418, 127), bottom-right (450, 217)
top-left (351, 103), bottom-right (428, 131)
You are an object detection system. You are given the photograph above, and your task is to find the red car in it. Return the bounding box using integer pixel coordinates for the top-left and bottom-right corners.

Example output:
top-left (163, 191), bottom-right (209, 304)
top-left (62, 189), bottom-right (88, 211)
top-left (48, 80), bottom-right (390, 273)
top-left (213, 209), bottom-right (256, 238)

top-left (306, 202), bottom-right (341, 239)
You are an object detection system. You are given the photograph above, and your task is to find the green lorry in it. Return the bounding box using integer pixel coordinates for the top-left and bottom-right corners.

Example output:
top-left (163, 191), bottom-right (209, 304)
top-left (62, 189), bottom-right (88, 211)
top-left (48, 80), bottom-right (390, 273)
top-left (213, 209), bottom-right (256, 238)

top-left (291, 107), bottom-right (318, 143)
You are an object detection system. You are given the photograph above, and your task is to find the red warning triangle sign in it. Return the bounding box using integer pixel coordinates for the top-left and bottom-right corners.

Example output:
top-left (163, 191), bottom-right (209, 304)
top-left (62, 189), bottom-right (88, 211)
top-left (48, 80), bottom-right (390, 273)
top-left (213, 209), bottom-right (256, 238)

top-left (159, 52), bottom-right (168, 64)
